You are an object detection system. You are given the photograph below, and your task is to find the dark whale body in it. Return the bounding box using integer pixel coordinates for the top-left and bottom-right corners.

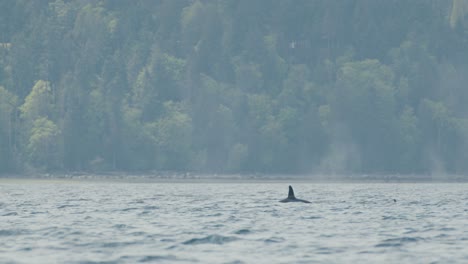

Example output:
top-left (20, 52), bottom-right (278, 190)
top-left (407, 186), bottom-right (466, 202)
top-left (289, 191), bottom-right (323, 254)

top-left (279, 186), bottom-right (311, 203)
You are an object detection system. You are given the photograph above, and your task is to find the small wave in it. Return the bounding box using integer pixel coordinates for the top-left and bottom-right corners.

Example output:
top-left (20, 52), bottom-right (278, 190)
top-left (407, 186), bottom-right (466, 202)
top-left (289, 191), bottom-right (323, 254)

top-left (227, 215), bottom-right (241, 222)
top-left (263, 237), bottom-right (285, 243)
top-left (204, 224), bottom-right (223, 229)
top-left (439, 227), bottom-right (455, 232)
top-left (67, 198), bottom-right (91, 202)
top-left (30, 211), bottom-right (47, 215)
top-left (382, 215), bottom-right (405, 220)
top-left (101, 241), bottom-right (138, 248)
top-left (316, 247), bottom-right (336, 254)
top-left (77, 260), bottom-right (119, 264)
top-left (139, 255), bottom-right (179, 262)
top-left (375, 237), bottom-right (424, 247)
top-left (143, 206), bottom-right (158, 210)
top-left (403, 228), bottom-right (418, 234)
top-left (129, 231), bottom-right (146, 236)
top-left (358, 250), bottom-right (377, 254)
top-left (138, 211), bottom-right (151, 216)
top-left (224, 261), bottom-right (245, 264)
top-left (382, 215), bottom-right (396, 220)
top-left (20, 247), bottom-right (33, 251)
top-left (182, 235), bottom-right (238, 245)
top-left (301, 216), bottom-right (322, 220)
top-left (234, 229), bottom-right (251, 235)
top-left (57, 204), bottom-right (78, 209)
top-left (205, 213), bottom-right (222, 217)
top-left (330, 208), bottom-right (344, 211)
top-left (112, 224), bottom-right (133, 229)
top-left (0, 229), bottom-right (27, 236)
top-left (435, 234), bottom-right (450, 238)
top-left (120, 207), bottom-right (139, 212)
top-left (2, 212), bottom-right (18, 216)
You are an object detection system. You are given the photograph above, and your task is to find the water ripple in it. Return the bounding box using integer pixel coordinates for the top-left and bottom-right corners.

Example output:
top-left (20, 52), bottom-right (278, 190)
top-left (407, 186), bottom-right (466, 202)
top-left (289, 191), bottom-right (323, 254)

top-left (138, 255), bottom-right (180, 262)
top-left (234, 229), bottom-right (251, 235)
top-left (0, 229), bottom-right (28, 236)
top-left (182, 235), bottom-right (239, 245)
top-left (2, 212), bottom-right (18, 216)
top-left (375, 237), bottom-right (424, 247)
top-left (1, 181), bottom-right (467, 263)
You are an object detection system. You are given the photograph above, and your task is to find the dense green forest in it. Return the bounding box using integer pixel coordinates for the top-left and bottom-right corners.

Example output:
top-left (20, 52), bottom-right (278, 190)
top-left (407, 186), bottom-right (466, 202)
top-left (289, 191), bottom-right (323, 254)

top-left (1, 0), bottom-right (468, 175)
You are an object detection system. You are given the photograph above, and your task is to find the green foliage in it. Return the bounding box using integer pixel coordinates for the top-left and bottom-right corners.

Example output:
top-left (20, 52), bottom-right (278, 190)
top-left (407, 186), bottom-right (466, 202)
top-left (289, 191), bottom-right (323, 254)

top-left (397, 107), bottom-right (421, 171)
top-left (334, 59), bottom-right (399, 171)
top-left (144, 102), bottom-right (193, 170)
top-left (19, 80), bottom-right (54, 122)
top-left (0, 86), bottom-right (17, 124)
top-left (0, 86), bottom-right (18, 172)
top-left (27, 117), bottom-right (61, 169)
top-left (2, 1), bottom-right (468, 175)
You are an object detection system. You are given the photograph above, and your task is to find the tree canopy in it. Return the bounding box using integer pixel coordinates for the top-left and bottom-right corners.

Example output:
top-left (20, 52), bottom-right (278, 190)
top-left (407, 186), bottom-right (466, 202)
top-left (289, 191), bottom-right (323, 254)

top-left (1, 0), bottom-right (468, 175)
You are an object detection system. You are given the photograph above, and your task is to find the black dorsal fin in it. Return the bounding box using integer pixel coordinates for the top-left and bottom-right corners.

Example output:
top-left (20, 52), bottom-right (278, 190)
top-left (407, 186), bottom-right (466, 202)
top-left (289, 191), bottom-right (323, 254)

top-left (288, 185), bottom-right (295, 199)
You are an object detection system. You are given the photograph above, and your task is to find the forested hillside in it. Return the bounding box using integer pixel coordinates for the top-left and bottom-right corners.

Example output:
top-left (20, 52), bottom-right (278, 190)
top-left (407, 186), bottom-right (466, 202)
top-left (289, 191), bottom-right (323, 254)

top-left (1, 0), bottom-right (468, 175)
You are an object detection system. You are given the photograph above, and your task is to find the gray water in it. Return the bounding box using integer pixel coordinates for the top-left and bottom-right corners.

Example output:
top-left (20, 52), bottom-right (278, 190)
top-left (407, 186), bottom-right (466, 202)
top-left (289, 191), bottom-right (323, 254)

top-left (1, 180), bottom-right (467, 263)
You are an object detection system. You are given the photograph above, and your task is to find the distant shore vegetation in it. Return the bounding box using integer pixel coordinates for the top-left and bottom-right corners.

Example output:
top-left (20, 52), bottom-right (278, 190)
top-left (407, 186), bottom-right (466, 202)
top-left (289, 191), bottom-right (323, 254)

top-left (1, 1), bottom-right (468, 176)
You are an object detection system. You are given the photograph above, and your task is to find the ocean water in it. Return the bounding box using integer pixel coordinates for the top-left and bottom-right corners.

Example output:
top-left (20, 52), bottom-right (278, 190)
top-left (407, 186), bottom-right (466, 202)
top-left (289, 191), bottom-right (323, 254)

top-left (1, 180), bottom-right (467, 263)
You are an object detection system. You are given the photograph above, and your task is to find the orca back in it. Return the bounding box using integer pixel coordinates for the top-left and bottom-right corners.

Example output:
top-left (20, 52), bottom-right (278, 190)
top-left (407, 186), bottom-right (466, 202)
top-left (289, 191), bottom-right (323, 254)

top-left (280, 185), bottom-right (311, 203)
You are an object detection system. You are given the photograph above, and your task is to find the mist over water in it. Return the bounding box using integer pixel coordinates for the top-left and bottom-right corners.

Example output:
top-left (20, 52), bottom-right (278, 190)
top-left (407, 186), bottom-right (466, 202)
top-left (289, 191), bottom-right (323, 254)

top-left (1, 180), bottom-right (467, 263)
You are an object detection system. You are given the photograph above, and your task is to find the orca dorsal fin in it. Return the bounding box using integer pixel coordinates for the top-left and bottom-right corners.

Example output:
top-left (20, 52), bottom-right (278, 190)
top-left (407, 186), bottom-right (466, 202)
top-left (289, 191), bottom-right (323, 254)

top-left (288, 185), bottom-right (295, 199)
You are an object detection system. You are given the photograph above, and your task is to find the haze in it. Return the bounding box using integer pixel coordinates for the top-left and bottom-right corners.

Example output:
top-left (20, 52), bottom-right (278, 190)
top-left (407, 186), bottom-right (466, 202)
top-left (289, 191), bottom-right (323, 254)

top-left (1, 1), bottom-right (468, 178)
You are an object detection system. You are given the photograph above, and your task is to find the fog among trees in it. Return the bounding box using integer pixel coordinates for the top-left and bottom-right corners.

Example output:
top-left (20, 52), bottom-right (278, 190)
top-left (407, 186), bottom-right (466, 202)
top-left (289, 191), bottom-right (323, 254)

top-left (1, 0), bottom-right (468, 175)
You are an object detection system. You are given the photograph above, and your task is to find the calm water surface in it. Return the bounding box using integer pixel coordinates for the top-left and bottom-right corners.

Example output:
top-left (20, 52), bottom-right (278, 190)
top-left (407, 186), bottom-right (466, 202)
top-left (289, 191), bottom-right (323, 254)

top-left (1, 180), bottom-right (467, 263)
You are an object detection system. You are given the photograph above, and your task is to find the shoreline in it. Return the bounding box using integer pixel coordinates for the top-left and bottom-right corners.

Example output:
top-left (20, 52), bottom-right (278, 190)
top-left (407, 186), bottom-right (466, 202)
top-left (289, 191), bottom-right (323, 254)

top-left (1, 172), bottom-right (467, 183)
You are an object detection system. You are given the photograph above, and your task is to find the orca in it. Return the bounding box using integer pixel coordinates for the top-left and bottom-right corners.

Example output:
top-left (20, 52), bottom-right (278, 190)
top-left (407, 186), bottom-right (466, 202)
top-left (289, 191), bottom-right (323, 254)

top-left (279, 185), bottom-right (311, 203)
